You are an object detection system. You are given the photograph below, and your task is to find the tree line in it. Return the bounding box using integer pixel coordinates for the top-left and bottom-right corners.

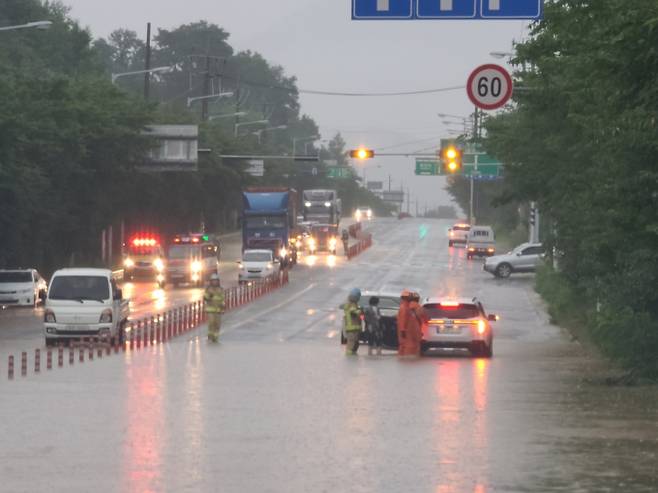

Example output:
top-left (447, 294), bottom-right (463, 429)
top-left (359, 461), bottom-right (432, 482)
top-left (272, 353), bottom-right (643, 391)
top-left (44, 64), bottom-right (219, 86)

top-left (481, 0), bottom-right (658, 377)
top-left (0, 0), bottom-right (391, 274)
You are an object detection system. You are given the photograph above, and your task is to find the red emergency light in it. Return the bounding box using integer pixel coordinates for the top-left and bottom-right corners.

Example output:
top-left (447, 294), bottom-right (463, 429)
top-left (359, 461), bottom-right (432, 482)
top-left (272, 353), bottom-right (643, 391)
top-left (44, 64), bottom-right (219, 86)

top-left (131, 237), bottom-right (158, 247)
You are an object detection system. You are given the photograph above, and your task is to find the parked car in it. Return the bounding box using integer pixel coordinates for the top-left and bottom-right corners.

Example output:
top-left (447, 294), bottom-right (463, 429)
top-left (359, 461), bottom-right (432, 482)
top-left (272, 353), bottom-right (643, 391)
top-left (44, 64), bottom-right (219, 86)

top-left (340, 291), bottom-right (401, 348)
top-left (398, 212), bottom-right (412, 219)
top-left (0, 269), bottom-right (48, 307)
top-left (466, 225), bottom-right (496, 259)
top-left (484, 243), bottom-right (545, 278)
top-left (421, 298), bottom-right (498, 357)
top-left (238, 249), bottom-right (280, 284)
top-left (448, 223), bottom-right (471, 247)
top-left (44, 268), bottom-right (129, 346)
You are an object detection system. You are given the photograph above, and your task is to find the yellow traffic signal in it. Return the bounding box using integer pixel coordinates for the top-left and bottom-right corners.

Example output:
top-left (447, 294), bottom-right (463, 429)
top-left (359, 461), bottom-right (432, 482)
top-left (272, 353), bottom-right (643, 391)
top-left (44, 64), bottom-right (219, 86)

top-left (441, 145), bottom-right (462, 174)
top-left (349, 148), bottom-right (375, 160)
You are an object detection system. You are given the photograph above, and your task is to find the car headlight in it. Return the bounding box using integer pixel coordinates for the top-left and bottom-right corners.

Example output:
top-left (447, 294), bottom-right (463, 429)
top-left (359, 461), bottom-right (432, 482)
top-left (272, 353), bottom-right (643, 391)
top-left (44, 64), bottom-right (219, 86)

top-left (44, 309), bottom-right (56, 323)
top-left (191, 260), bottom-right (203, 273)
top-left (267, 262), bottom-right (273, 269)
top-left (124, 258), bottom-right (134, 268)
top-left (99, 309), bottom-right (113, 323)
top-left (279, 247), bottom-right (287, 258)
top-left (304, 201), bottom-right (312, 207)
top-left (329, 237), bottom-right (337, 247)
top-left (324, 201), bottom-right (331, 207)
top-left (154, 258), bottom-right (164, 271)
top-left (367, 210), bottom-right (372, 217)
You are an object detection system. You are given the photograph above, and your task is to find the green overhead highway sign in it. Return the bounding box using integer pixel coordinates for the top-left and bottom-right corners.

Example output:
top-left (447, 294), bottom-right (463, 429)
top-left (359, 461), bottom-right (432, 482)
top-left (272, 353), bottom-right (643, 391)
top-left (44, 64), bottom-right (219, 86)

top-left (327, 166), bottom-right (352, 179)
top-left (415, 159), bottom-right (440, 176)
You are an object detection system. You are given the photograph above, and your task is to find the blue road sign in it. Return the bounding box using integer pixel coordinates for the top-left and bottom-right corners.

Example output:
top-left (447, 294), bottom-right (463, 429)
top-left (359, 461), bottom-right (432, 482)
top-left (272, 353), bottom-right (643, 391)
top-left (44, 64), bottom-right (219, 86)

top-left (352, 0), bottom-right (542, 20)
top-left (353, 0), bottom-right (413, 19)
top-left (480, 0), bottom-right (542, 18)
top-left (417, 0), bottom-right (476, 19)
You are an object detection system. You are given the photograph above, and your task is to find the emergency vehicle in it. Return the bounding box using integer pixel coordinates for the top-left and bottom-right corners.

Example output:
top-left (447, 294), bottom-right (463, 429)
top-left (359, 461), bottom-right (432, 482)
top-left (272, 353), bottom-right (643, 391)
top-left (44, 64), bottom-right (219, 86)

top-left (122, 236), bottom-right (166, 286)
top-left (165, 234), bottom-right (220, 288)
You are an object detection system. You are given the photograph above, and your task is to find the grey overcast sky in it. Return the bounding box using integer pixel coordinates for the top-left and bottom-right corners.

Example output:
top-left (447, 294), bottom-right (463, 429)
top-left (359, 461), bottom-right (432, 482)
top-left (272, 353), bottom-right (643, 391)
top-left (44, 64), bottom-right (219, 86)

top-left (64, 0), bottom-right (528, 214)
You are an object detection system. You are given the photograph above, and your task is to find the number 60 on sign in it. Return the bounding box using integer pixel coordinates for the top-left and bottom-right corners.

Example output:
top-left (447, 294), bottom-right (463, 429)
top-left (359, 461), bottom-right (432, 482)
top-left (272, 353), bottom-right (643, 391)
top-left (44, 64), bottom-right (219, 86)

top-left (466, 64), bottom-right (514, 110)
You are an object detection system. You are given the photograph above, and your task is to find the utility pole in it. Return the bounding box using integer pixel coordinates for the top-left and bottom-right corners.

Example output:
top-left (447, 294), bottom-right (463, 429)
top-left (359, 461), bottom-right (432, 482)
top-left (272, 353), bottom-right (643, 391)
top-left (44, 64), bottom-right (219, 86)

top-left (202, 55), bottom-right (211, 122)
top-left (143, 23), bottom-right (152, 101)
top-left (468, 106), bottom-right (480, 225)
top-left (388, 174), bottom-right (392, 191)
top-left (406, 188), bottom-right (411, 214)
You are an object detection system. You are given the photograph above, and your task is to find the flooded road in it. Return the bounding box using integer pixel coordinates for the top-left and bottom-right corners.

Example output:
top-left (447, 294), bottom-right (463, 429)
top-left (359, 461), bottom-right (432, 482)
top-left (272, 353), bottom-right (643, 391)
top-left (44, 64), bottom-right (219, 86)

top-left (1, 218), bottom-right (657, 492)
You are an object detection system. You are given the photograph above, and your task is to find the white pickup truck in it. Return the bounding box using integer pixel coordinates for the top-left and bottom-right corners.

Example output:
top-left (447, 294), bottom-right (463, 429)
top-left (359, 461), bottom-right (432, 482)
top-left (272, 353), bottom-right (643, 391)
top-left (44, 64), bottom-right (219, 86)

top-left (44, 268), bottom-right (129, 346)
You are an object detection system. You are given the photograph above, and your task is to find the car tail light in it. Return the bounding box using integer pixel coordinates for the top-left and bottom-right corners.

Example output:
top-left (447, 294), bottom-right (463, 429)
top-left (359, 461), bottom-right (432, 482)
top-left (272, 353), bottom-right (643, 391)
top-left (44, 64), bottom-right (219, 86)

top-left (44, 309), bottom-right (56, 323)
top-left (477, 319), bottom-right (486, 335)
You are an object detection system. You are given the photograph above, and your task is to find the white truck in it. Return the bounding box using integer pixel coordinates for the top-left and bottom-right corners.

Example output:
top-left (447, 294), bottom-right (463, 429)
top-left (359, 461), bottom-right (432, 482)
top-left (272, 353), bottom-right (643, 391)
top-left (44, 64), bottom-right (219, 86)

top-left (44, 268), bottom-right (129, 345)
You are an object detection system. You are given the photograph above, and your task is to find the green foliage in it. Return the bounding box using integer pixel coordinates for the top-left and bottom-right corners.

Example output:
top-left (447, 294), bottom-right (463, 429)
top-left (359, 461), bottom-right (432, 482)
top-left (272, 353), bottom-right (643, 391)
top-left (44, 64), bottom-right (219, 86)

top-left (486, 0), bottom-right (658, 375)
top-left (0, 1), bottom-right (380, 273)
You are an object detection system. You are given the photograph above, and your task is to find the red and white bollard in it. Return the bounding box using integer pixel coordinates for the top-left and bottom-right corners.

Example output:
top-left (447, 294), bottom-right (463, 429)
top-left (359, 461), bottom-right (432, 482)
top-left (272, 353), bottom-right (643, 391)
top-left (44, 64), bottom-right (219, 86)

top-left (8, 355), bottom-right (14, 379)
top-left (79, 347), bottom-right (84, 363)
top-left (47, 349), bottom-right (53, 369)
top-left (34, 349), bottom-right (41, 373)
top-left (69, 347), bottom-right (75, 365)
top-left (21, 351), bottom-right (27, 376)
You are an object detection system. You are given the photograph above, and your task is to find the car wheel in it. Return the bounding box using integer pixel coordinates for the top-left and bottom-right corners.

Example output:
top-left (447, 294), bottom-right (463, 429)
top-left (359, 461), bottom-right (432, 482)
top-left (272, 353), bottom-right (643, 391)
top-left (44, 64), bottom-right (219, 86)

top-left (448, 241), bottom-right (453, 247)
top-left (340, 332), bottom-right (346, 345)
top-left (45, 339), bottom-right (55, 347)
top-left (495, 263), bottom-right (513, 278)
top-left (420, 342), bottom-right (429, 356)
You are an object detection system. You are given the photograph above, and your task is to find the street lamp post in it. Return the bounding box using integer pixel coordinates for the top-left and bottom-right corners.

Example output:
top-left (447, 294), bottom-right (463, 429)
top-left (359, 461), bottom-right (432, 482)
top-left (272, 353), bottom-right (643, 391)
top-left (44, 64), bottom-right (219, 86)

top-left (234, 120), bottom-right (269, 138)
top-left (112, 66), bottom-right (174, 84)
top-left (0, 21), bottom-right (52, 32)
top-left (253, 125), bottom-right (288, 145)
top-left (209, 111), bottom-right (247, 121)
top-left (186, 92), bottom-right (234, 108)
top-left (292, 135), bottom-right (320, 157)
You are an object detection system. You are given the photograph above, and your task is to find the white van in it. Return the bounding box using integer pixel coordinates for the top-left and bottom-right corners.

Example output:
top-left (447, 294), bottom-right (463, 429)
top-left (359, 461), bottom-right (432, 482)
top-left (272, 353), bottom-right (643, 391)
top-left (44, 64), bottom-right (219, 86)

top-left (44, 268), bottom-right (129, 346)
top-left (466, 226), bottom-right (496, 259)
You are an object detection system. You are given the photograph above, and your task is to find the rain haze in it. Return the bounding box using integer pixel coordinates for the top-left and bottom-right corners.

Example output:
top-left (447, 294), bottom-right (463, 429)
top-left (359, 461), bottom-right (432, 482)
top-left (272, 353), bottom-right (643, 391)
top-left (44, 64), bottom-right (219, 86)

top-left (65, 0), bottom-right (527, 213)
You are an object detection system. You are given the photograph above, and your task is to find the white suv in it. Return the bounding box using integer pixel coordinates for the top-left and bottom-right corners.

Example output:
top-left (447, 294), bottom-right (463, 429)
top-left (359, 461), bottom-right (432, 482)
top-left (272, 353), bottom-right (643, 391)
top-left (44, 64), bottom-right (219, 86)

top-left (421, 298), bottom-right (497, 358)
top-left (448, 223), bottom-right (470, 247)
top-left (484, 243), bottom-right (545, 278)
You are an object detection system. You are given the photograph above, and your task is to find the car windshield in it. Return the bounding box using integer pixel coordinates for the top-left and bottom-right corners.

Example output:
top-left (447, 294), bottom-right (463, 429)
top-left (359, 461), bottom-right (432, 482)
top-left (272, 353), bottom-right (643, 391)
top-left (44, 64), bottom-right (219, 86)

top-left (424, 303), bottom-right (480, 320)
top-left (453, 226), bottom-right (470, 231)
top-left (49, 276), bottom-right (109, 301)
top-left (168, 245), bottom-right (200, 259)
top-left (0, 272), bottom-right (32, 283)
top-left (377, 297), bottom-right (400, 311)
top-left (243, 252), bottom-right (272, 262)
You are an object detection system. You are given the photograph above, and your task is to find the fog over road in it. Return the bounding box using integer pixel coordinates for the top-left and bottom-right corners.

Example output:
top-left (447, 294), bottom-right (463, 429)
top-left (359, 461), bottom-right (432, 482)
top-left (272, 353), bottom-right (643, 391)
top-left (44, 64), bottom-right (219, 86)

top-left (2, 218), bottom-right (657, 493)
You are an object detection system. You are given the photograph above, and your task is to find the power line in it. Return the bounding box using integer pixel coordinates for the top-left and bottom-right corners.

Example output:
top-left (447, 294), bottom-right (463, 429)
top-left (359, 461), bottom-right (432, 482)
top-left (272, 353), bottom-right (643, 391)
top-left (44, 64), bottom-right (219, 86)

top-left (298, 86), bottom-right (465, 97)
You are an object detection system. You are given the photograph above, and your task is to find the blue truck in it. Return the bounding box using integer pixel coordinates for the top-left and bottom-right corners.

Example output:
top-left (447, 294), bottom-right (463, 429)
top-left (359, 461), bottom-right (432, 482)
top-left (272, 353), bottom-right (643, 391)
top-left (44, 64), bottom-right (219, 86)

top-left (242, 187), bottom-right (298, 266)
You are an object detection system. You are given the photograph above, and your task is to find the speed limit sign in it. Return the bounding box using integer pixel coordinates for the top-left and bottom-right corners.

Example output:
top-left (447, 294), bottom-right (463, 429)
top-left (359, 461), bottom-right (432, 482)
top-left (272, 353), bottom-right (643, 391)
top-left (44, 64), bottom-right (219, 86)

top-left (467, 64), bottom-right (514, 111)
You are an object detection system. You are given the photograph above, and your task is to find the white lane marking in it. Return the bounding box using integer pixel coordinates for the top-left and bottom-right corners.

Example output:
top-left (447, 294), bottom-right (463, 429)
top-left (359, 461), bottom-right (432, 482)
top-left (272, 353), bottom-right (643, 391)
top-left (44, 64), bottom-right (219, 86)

top-left (221, 283), bottom-right (317, 334)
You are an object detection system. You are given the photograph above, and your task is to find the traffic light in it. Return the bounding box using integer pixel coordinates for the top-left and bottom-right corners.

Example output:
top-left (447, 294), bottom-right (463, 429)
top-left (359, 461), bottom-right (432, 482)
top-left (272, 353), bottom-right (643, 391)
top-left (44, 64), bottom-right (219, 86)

top-left (440, 145), bottom-right (462, 174)
top-left (349, 148), bottom-right (375, 160)
top-left (529, 207), bottom-right (536, 226)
